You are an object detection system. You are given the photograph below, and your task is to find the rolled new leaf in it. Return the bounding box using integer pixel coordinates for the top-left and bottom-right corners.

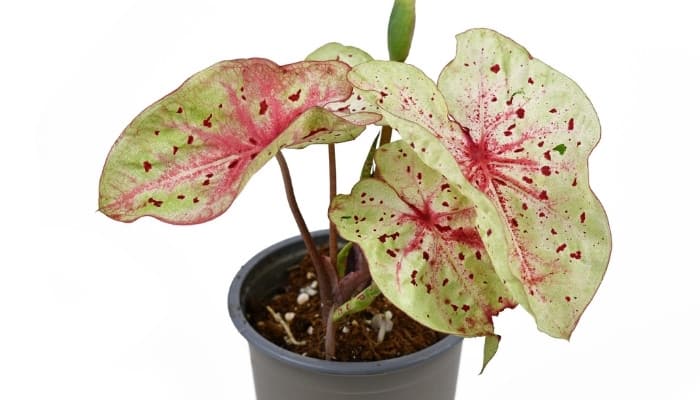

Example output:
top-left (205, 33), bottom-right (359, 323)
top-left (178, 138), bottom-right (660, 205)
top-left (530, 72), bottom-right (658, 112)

top-left (331, 141), bottom-right (516, 336)
top-left (348, 29), bottom-right (611, 339)
top-left (387, 0), bottom-right (416, 62)
top-left (100, 59), bottom-right (379, 224)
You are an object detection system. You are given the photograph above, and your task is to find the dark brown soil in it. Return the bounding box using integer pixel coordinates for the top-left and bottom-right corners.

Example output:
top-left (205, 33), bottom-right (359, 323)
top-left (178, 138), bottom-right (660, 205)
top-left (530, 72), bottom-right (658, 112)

top-left (248, 248), bottom-right (444, 361)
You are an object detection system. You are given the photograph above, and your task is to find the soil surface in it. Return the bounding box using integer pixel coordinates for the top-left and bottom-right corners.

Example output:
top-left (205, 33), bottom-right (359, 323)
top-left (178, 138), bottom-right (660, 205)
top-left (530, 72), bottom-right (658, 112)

top-left (248, 248), bottom-right (444, 361)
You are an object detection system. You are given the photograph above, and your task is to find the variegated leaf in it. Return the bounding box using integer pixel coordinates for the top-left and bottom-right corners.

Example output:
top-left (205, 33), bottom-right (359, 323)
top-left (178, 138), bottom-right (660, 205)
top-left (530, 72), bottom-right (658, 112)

top-left (348, 29), bottom-right (611, 339)
top-left (331, 141), bottom-right (515, 336)
top-left (100, 59), bottom-right (375, 223)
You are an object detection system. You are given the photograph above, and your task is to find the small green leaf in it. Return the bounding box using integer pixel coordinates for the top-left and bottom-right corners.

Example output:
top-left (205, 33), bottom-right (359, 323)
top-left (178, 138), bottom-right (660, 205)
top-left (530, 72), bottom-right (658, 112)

top-left (480, 335), bottom-right (501, 374)
top-left (332, 282), bottom-right (382, 322)
top-left (361, 132), bottom-right (380, 179)
top-left (553, 144), bottom-right (567, 155)
top-left (336, 242), bottom-right (353, 277)
top-left (306, 42), bottom-right (373, 66)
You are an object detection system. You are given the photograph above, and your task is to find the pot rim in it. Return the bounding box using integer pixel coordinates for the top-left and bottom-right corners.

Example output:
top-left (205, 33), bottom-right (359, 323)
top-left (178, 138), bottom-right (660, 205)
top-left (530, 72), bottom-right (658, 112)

top-left (228, 230), bottom-right (463, 376)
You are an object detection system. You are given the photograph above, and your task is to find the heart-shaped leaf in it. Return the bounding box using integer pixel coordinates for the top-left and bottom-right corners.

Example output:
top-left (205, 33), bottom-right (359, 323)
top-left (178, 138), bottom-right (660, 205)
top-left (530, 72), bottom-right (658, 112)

top-left (331, 141), bottom-right (516, 336)
top-left (100, 58), bottom-right (378, 224)
top-left (348, 29), bottom-right (611, 339)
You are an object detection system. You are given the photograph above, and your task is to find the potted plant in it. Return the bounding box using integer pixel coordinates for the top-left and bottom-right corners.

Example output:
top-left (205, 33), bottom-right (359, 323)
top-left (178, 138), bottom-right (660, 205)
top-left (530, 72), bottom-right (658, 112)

top-left (98, 1), bottom-right (611, 399)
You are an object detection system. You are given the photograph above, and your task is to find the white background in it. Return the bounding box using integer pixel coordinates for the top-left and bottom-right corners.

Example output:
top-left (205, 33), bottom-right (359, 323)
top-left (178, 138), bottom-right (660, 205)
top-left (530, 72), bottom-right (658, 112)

top-left (2, 0), bottom-right (698, 398)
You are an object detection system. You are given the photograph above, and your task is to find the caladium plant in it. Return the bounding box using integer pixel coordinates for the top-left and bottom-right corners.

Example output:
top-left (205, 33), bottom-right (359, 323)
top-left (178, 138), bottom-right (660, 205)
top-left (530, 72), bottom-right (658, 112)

top-left (99, 0), bottom-right (610, 371)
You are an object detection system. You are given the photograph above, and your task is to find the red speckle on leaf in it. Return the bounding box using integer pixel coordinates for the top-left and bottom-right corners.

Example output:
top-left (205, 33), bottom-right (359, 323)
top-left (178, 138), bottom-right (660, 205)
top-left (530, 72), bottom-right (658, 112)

top-left (147, 197), bottom-right (163, 207)
top-left (441, 183), bottom-right (450, 191)
top-left (539, 212), bottom-right (546, 218)
top-left (556, 243), bottom-right (567, 253)
top-left (490, 64), bottom-right (501, 73)
top-left (177, 195), bottom-right (185, 200)
top-left (522, 203), bottom-right (528, 210)
top-left (522, 176), bottom-right (533, 184)
top-left (565, 296), bottom-right (571, 302)
top-left (451, 304), bottom-right (458, 311)
top-left (491, 96), bottom-right (497, 102)
top-left (468, 273), bottom-right (474, 280)
top-left (570, 251), bottom-right (582, 260)
top-left (504, 130), bottom-right (512, 136)
top-left (380, 91), bottom-right (389, 97)
top-left (528, 77), bottom-right (534, 84)
top-left (544, 150), bottom-right (552, 161)
top-left (154, 130), bottom-right (160, 136)
top-left (202, 179), bottom-right (210, 186)
top-left (422, 251), bottom-right (430, 261)
top-left (425, 284), bottom-right (433, 294)
top-left (143, 161), bottom-right (152, 173)
top-left (206, 173), bottom-right (213, 178)
top-left (228, 160), bottom-right (239, 169)
top-left (516, 108), bottom-right (525, 119)
top-left (458, 252), bottom-right (465, 261)
top-left (462, 304), bottom-right (470, 312)
top-left (203, 114), bottom-right (213, 127)
top-left (551, 228), bottom-right (558, 235)
top-left (378, 232), bottom-right (399, 243)
top-left (537, 141), bottom-right (545, 148)
top-left (568, 118), bottom-right (575, 131)
top-left (442, 278), bottom-right (449, 287)
top-left (442, 201), bottom-right (449, 207)
top-left (193, 197), bottom-right (199, 203)
top-left (539, 190), bottom-right (549, 200)
top-left (411, 270), bottom-right (418, 286)
top-left (187, 135), bottom-right (194, 145)
top-left (572, 178), bottom-right (578, 187)
top-left (417, 172), bottom-right (422, 180)
top-left (549, 108), bottom-right (557, 113)
top-left (580, 212), bottom-right (586, 223)
top-left (541, 166), bottom-right (552, 176)
top-left (475, 250), bottom-right (482, 260)
top-left (218, 103), bottom-right (222, 109)
top-left (172, 146), bottom-right (179, 155)
top-left (288, 89), bottom-right (301, 102)
top-left (176, 106), bottom-right (183, 113)
top-left (434, 224), bottom-right (451, 233)
top-left (510, 218), bottom-right (519, 228)
top-left (259, 100), bottom-right (268, 115)
top-left (486, 229), bottom-right (492, 236)
top-left (386, 249), bottom-right (397, 258)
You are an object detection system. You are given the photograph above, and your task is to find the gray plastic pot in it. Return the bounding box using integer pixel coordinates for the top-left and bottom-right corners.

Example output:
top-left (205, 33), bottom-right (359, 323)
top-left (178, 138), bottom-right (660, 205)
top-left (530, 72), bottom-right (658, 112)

top-left (228, 230), bottom-right (463, 400)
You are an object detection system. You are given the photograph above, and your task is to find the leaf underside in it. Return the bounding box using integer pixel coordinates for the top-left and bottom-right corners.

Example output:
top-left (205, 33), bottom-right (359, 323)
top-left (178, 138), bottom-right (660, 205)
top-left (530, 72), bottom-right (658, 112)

top-left (100, 58), bottom-right (378, 224)
top-left (348, 29), bottom-right (611, 339)
top-left (331, 141), bottom-right (515, 337)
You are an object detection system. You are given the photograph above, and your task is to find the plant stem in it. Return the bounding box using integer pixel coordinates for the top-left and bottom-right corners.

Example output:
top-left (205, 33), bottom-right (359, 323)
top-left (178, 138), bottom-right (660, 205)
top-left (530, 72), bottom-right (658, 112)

top-left (324, 305), bottom-right (336, 360)
top-left (328, 144), bottom-right (338, 271)
top-left (379, 125), bottom-right (393, 146)
top-left (276, 151), bottom-right (338, 358)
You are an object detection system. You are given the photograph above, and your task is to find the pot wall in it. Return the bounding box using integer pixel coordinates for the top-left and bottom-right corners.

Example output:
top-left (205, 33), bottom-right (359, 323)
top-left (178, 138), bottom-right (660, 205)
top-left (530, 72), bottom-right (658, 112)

top-left (229, 231), bottom-right (463, 400)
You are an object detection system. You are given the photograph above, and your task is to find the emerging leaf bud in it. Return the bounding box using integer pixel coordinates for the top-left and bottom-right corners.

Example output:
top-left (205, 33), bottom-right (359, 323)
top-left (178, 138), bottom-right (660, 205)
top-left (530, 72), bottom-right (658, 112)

top-left (387, 0), bottom-right (416, 62)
